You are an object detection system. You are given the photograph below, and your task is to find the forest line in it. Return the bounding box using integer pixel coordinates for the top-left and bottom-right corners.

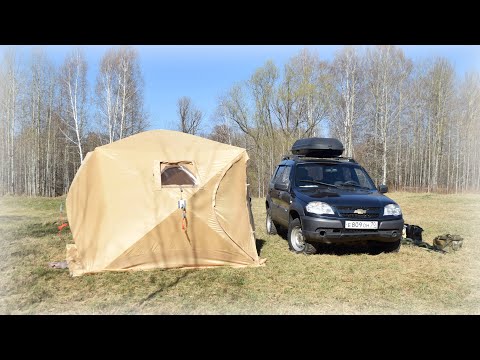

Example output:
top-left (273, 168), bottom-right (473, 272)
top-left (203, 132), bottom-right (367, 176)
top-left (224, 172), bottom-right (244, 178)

top-left (1, 45), bottom-right (479, 197)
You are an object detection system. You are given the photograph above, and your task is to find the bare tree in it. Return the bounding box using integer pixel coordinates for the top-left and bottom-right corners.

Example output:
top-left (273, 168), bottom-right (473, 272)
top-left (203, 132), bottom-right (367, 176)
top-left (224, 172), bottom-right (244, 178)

top-left (458, 72), bottom-right (480, 192)
top-left (0, 49), bottom-right (21, 194)
top-left (177, 96), bottom-right (203, 135)
top-left (287, 49), bottom-right (331, 137)
top-left (218, 61), bottom-right (281, 197)
top-left (96, 46), bottom-right (148, 143)
top-left (59, 48), bottom-right (88, 164)
top-left (96, 48), bottom-right (120, 143)
top-left (0, 56), bottom-right (4, 194)
top-left (329, 46), bottom-right (364, 158)
top-left (363, 46), bottom-right (412, 185)
top-left (427, 58), bottom-right (455, 191)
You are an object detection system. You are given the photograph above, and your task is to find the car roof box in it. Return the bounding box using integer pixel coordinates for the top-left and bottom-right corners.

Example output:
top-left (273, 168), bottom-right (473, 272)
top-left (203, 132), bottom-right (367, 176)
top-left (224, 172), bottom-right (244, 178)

top-left (291, 137), bottom-right (344, 157)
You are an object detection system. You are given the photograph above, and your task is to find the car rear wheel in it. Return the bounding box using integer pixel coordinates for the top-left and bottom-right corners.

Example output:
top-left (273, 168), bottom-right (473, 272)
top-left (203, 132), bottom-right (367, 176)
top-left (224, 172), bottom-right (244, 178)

top-left (288, 218), bottom-right (317, 255)
top-left (266, 208), bottom-right (277, 235)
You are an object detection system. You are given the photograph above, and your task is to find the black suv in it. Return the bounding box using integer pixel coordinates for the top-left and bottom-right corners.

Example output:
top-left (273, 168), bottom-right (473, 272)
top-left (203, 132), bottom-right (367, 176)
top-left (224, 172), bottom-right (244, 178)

top-left (265, 138), bottom-right (404, 254)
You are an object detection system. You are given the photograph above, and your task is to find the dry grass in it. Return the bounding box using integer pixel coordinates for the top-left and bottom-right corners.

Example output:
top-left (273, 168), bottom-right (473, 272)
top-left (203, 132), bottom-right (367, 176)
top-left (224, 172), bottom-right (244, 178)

top-left (0, 192), bottom-right (479, 314)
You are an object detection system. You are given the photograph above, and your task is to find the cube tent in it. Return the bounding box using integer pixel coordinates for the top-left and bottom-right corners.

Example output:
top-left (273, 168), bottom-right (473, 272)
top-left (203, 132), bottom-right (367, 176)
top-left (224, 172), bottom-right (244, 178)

top-left (66, 130), bottom-right (262, 276)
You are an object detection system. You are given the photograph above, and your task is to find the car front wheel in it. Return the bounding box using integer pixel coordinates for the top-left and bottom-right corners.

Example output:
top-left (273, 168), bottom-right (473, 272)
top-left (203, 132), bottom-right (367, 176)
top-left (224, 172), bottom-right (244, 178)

top-left (288, 218), bottom-right (316, 255)
top-left (382, 239), bottom-right (401, 253)
top-left (371, 239), bottom-right (401, 253)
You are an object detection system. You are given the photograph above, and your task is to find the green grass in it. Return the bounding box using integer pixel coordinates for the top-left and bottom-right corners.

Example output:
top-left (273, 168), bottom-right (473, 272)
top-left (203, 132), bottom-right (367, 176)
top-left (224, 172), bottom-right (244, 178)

top-left (1, 192), bottom-right (479, 314)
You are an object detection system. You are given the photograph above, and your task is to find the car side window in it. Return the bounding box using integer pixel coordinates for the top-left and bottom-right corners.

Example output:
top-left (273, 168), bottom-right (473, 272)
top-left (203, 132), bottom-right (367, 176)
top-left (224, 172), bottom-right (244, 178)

top-left (277, 166), bottom-right (291, 186)
top-left (272, 166), bottom-right (285, 184)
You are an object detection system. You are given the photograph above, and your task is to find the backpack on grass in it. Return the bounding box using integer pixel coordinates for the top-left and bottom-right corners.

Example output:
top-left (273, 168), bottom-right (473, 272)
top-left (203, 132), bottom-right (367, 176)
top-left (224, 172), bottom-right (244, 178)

top-left (405, 224), bottom-right (424, 243)
top-left (433, 234), bottom-right (464, 252)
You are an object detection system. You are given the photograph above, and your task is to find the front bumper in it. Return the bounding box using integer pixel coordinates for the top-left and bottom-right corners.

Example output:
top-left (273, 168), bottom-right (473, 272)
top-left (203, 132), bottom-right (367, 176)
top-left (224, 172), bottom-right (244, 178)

top-left (301, 215), bottom-right (403, 244)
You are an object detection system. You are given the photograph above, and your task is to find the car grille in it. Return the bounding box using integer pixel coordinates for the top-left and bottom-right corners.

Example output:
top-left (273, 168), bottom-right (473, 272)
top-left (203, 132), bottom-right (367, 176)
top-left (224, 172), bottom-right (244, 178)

top-left (336, 207), bottom-right (381, 219)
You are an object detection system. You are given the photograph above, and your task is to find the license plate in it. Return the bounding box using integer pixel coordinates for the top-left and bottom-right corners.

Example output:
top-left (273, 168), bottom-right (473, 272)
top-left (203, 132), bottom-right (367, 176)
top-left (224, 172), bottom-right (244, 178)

top-left (345, 221), bottom-right (378, 229)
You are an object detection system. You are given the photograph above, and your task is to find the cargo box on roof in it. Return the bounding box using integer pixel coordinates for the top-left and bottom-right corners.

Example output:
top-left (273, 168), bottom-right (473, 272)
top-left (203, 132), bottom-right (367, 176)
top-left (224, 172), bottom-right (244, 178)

top-left (291, 137), bottom-right (344, 158)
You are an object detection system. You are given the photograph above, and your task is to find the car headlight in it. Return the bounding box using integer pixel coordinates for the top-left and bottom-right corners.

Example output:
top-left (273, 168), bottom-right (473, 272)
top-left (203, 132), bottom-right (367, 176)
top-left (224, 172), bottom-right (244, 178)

top-left (384, 204), bottom-right (402, 216)
top-left (306, 201), bottom-right (334, 215)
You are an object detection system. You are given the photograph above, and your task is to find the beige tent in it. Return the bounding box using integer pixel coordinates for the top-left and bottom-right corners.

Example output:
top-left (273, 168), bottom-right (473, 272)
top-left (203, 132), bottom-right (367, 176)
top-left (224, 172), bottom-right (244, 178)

top-left (66, 130), bottom-right (263, 276)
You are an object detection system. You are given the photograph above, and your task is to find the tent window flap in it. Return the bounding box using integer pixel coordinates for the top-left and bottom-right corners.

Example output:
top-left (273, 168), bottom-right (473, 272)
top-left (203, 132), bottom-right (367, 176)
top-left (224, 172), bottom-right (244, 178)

top-left (153, 161), bottom-right (199, 189)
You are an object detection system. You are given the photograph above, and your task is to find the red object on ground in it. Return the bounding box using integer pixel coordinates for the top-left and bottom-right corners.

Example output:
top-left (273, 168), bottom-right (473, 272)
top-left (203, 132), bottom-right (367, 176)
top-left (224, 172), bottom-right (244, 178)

top-left (58, 222), bottom-right (69, 231)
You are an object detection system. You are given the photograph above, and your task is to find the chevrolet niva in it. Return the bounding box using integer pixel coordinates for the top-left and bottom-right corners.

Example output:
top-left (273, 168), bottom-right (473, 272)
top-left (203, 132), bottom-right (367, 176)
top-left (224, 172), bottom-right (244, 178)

top-left (265, 138), bottom-right (404, 254)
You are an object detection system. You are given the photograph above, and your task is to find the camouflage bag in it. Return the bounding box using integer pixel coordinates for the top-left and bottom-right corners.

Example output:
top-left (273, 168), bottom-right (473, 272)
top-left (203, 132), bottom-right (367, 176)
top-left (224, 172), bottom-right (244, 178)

top-left (433, 234), bottom-right (464, 252)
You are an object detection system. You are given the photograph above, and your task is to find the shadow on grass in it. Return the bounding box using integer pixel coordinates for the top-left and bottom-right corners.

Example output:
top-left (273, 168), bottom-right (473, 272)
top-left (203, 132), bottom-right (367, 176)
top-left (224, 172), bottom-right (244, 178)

top-left (17, 222), bottom-right (62, 239)
top-left (314, 243), bottom-right (386, 256)
top-left (255, 239), bottom-right (266, 256)
top-left (276, 227), bottom-right (388, 256)
top-left (139, 270), bottom-right (195, 305)
top-left (277, 227), bottom-right (288, 238)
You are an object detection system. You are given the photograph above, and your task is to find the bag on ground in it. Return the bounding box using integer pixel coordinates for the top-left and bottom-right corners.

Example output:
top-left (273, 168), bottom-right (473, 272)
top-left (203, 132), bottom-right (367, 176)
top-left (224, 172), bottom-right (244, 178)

top-left (405, 224), bottom-right (424, 243)
top-left (433, 234), bottom-right (464, 252)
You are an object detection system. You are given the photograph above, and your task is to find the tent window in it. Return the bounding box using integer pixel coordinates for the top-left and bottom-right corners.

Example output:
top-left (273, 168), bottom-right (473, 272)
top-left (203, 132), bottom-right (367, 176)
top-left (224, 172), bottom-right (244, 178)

top-left (153, 161), bottom-right (199, 190)
top-left (161, 165), bottom-right (197, 186)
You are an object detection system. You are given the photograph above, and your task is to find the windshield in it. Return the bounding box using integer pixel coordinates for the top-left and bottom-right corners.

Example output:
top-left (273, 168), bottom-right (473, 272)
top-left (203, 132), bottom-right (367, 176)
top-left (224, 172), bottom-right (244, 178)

top-left (295, 163), bottom-right (376, 190)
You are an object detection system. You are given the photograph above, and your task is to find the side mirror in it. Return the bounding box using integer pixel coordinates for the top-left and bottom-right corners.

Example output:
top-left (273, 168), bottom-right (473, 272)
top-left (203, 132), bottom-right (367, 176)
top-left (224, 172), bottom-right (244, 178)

top-left (378, 184), bottom-right (388, 193)
top-left (274, 182), bottom-right (289, 191)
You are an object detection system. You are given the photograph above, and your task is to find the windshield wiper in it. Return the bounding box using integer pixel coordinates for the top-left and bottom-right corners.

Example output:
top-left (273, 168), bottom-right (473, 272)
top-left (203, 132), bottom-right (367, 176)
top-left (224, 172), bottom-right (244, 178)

top-left (337, 181), bottom-right (370, 189)
top-left (299, 180), bottom-right (340, 188)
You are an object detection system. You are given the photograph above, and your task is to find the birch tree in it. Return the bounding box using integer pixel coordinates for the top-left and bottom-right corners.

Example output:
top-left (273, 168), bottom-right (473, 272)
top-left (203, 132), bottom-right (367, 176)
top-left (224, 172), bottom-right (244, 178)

top-left (96, 46), bottom-right (148, 143)
top-left (364, 45), bottom-right (412, 185)
top-left (329, 46), bottom-right (364, 158)
top-left (427, 58), bottom-right (454, 191)
top-left (59, 48), bottom-right (88, 164)
top-left (0, 49), bottom-right (20, 194)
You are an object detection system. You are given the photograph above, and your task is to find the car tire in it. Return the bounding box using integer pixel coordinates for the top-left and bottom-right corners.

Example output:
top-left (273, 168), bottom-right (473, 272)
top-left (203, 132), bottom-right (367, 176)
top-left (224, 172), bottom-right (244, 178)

top-left (288, 218), bottom-right (317, 255)
top-left (266, 208), bottom-right (277, 235)
top-left (379, 240), bottom-right (401, 253)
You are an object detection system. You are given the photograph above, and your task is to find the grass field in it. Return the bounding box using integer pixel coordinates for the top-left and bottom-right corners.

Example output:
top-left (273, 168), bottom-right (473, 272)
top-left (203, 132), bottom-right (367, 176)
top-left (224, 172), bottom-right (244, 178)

top-left (1, 192), bottom-right (479, 314)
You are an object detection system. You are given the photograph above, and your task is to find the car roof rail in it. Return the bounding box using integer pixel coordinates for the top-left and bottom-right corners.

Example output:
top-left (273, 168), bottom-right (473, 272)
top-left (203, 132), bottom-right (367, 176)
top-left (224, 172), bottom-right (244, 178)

top-left (282, 154), bottom-right (357, 163)
top-left (336, 156), bottom-right (358, 163)
top-left (282, 154), bottom-right (305, 160)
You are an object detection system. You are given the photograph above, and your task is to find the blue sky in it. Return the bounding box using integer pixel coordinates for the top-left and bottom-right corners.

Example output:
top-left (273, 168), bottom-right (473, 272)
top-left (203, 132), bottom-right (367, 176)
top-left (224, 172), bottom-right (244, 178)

top-left (2, 45), bottom-right (480, 133)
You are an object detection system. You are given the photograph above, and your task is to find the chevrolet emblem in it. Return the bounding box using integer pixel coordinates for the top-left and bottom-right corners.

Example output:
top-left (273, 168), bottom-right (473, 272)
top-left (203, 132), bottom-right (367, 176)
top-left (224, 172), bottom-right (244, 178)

top-left (354, 209), bottom-right (367, 215)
